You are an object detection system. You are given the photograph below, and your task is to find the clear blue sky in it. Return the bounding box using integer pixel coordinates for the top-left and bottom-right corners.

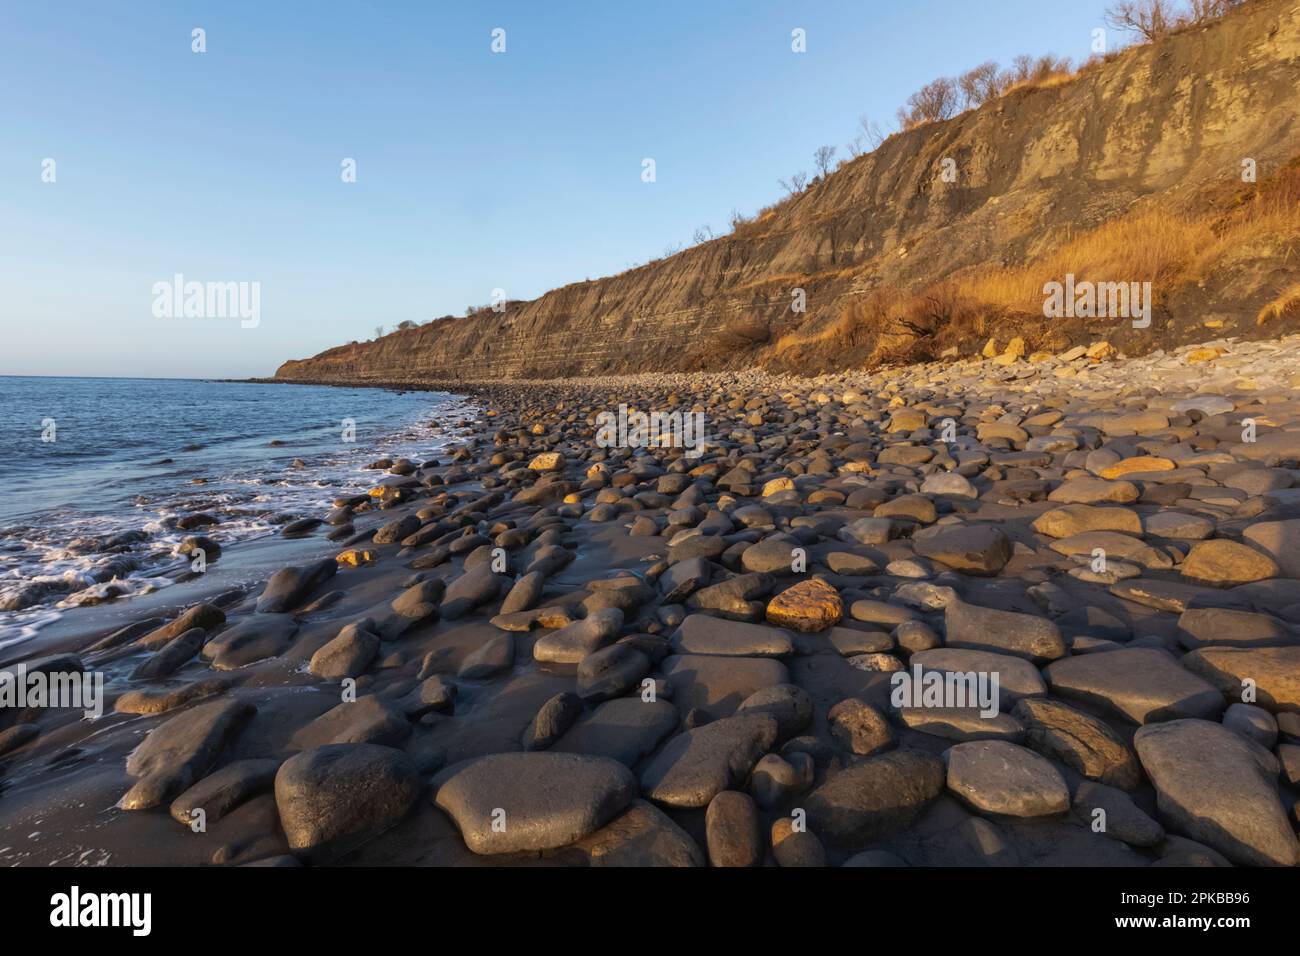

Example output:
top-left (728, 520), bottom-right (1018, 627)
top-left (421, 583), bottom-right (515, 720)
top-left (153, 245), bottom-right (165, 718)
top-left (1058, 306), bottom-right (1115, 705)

top-left (1, 0), bottom-right (1116, 378)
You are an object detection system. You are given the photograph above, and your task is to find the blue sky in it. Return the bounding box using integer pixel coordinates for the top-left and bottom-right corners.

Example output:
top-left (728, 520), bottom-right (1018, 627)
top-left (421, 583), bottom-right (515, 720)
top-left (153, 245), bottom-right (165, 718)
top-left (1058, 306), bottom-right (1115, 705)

top-left (1, 0), bottom-right (1115, 378)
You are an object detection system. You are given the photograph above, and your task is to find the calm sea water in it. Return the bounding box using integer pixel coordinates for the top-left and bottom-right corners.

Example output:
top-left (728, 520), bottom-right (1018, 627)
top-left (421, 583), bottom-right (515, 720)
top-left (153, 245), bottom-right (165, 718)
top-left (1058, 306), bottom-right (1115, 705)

top-left (0, 377), bottom-right (464, 644)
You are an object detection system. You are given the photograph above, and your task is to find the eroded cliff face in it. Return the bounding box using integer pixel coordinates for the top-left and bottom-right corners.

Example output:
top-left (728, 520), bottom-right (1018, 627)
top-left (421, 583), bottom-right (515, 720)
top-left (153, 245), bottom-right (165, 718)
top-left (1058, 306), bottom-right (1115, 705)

top-left (277, 0), bottom-right (1300, 385)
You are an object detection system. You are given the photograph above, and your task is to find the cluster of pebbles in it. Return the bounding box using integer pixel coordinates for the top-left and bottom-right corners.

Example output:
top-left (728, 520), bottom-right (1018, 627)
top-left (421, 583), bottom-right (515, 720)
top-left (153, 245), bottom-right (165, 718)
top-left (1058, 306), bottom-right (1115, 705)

top-left (2, 334), bottom-right (1300, 867)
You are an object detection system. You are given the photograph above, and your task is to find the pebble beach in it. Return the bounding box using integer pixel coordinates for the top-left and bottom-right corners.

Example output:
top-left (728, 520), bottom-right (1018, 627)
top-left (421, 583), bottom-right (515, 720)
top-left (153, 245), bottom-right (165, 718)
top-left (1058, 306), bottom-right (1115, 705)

top-left (2, 334), bottom-right (1299, 868)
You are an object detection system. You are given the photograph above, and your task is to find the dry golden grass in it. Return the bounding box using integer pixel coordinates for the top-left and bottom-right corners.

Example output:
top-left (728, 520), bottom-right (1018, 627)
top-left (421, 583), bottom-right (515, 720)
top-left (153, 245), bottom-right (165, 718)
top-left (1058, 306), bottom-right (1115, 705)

top-left (956, 207), bottom-right (1214, 314)
top-left (1258, 283), bottom-right (1300, 325)
top-left (999, 67), bottom-right (1080, 98)
top-left (768, 158), bottom-right (1300, 365)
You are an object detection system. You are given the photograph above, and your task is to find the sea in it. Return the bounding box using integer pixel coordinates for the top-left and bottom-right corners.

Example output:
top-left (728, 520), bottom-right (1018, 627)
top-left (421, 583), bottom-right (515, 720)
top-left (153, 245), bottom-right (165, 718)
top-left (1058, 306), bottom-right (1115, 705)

top-left (0, 376), bottom-right (465, 648)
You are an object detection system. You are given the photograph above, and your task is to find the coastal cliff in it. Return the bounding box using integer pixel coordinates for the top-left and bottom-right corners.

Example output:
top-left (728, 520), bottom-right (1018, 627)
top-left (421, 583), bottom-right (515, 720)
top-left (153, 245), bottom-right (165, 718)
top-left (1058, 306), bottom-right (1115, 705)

top-left (278, 0), bottom-right (1300, 384)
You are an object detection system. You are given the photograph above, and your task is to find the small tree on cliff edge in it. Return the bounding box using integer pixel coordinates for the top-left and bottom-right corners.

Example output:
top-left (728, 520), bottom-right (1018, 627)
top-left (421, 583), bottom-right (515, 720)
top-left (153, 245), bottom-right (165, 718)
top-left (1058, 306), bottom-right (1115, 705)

top-left (897, 77), bottom-right (959, 130)
top-left (813, 145), bottom-right (837, 178)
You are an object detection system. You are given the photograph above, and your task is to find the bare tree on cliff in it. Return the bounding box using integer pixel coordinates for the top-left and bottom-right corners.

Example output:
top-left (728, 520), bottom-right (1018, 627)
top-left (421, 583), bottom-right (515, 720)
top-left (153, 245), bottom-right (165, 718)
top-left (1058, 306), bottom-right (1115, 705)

top-left (1105, 0), bottom-right (1180, 39)
top-left (897, 77), bottom-right (959, 129)
top-left (813, 145), bottom-right (837, 178)
top-left (778, 171), bottom-right (809, 195)
top-left (958, 61), bottom-right (1004, 108)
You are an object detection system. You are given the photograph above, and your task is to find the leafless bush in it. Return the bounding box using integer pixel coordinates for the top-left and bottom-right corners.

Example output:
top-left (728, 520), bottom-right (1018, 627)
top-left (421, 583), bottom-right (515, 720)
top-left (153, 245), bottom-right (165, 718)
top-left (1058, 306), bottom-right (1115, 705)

top-left (778, 171), bottom-right (809, 195)
top-left (1105, 0), bottom-right (1180, 39)
top-left (860, 115), bottom-right (886, 150)
top-left (813, 145), bottom-right (837, 178)
top-left (897, 77), bottom-right (959, 129)
top-left (958, 61), bottom-right (1004, 108)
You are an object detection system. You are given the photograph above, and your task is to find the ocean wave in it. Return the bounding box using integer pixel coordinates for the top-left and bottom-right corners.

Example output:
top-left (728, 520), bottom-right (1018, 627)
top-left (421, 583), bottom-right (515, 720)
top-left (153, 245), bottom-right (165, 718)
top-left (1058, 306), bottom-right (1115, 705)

top-left (0, 393), bottom-right (473, 648)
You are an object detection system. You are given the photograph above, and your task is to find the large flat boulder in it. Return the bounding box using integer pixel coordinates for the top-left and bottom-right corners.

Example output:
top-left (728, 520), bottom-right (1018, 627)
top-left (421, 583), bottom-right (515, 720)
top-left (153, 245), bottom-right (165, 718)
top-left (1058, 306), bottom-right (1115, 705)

top-left (674, 615), bottom-right (794, 657)
top-left (433, 752), bottom-right (637, 854)
top-left (275, 743), bottom-right (421, 862)
top-left (659, 654), bottom-right (790, 717)
top-left (1181, 645), bottom-right (1300, 713)
top-left (1134, 719), bottom-right (1298, 867)
top-left (909, 648), bottom-right (1048, 710)
top-left (639, 714), bottom-right (778, 809)
top-left (1012, 697), bottom-right (1141, 789)
top-left (554, 698), bottom-right (679, 766)
top-left (1044, 648), bottom-right (1224, 724)
top-left (256, 560), bottom-right (337, 613)
top-left (803, 750), bottom-right (945, 850)
top-left (944, 740), bottom-right (1069, 817)
top-left (122, 699), bottom-right (254, 810)
top-left (943, 600), bottom-right (1066, 663)
top-left (1243, 518), bottom-right (1300, 578)
top-left (913, 524), bottom-right (1012, 576)
top-left (561, 800), bottom-right (704, 867)
top-left (201, 614), bottom-right (299, 670)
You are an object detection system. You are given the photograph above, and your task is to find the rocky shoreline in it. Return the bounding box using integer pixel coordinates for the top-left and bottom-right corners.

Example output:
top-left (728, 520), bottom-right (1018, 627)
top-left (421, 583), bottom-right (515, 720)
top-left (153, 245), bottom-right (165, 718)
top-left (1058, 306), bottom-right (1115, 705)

top-left (3, 334), bottom-right (1300, 867)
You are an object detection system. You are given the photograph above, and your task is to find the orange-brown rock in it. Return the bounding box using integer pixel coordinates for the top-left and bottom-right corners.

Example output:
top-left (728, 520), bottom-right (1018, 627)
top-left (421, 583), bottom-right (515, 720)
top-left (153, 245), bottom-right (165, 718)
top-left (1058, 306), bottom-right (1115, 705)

top-left (766, 579), bottom-right (844, 633)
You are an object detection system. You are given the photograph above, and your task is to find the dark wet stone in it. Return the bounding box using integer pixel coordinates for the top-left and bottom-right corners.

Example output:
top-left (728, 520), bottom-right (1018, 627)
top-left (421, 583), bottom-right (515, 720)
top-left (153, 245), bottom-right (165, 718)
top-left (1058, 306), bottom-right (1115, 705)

top-left (576, 643), bottom-right (651, 701)
top-left (256, 560), bottom-right (337, 613)
top-left (458, 632), bottom-right (515, 679)
top-left (804, 749), bottom-right (945, 850)
top-left (562, 799), bottom-right (704, 867)
top-left (674, 614), bottom-right (793, 657)
top-left (1012, 697), bottom-right (1141, 789)
top-left (373, 513), bottom-right (422, 545)
top-left (523, 692), bottom-right (585, 751)
top-left (705, 790), bottom-right (763, 867)
top-left (169, 758), bottom-right (281, 827)
top-left (370, 579), bottom-right (446, 640)
top-left (555, 697), bottom-right (678, 765)
top-left (439, 564), bottom-right (504, 620)
top-left (122, 699), bottom-right (255, 810)
top-left (275, 743), bottom-right (421, 862)
top-left (640, 713), bottom-right (778, 809)
top-left (534, 608), bottom-right (624, 664)
top-left (433, 752), bottom-right (637, 854)
top-left (136, 604), bottom-right (225, 650)
top-left (202, 614), bottom-right (299, 670)
top-left (309, 619), bottom-right (381, 679)
top-left (131, 628), bottom-right (205, 680)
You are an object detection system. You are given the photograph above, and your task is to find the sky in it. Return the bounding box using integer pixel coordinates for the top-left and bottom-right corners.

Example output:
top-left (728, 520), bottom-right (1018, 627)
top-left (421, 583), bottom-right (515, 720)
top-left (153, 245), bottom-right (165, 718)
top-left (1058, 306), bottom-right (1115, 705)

top-left (0, 0), bottom-right (1117, 379)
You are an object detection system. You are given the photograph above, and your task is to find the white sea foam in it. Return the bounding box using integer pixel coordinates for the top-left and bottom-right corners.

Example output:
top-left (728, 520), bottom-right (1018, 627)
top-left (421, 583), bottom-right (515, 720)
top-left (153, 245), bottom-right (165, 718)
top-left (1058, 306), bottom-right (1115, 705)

top-left (0, 397), bottom-right (475, 649)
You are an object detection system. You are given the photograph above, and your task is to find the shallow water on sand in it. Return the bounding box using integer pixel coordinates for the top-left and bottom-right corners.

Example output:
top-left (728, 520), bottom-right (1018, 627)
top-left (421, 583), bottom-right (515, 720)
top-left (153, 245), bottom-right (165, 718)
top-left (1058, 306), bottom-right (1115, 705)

top-left (0, 377), bottom-right (463, 646)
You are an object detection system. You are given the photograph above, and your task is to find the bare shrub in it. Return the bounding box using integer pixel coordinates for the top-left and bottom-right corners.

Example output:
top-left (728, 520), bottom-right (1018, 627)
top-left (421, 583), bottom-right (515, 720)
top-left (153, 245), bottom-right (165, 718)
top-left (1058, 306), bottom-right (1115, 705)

top-left (813, 145), bottom-right (837, 178)
top-left (1187, 0), bottom-right (1244, 22)
top-left (897, 77), bottom-right (959, 129)
top-left (958, 62), bottom-right (1004, 108)
top-left (778, 171), bottom-right (809, 195)
top-left (1105, 0), bottom-right (1181, 40)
